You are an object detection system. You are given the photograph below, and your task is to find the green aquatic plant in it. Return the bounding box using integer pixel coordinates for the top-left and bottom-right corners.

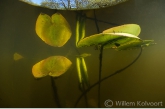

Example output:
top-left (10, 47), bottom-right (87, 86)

top-left (18, 0), bottom-right (156, 107)
top-left (31, 11), bottom-right (155, 108)
top-left (33, 12), bottom-right (155, 107)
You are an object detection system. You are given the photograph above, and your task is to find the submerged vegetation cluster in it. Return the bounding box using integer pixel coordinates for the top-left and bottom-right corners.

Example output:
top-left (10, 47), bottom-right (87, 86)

top-left (20, 0), bottom-right (155, 108)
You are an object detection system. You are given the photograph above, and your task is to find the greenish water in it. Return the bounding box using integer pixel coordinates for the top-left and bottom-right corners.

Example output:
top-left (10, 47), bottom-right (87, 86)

top-left (0, 0), bottom-right (165, 108)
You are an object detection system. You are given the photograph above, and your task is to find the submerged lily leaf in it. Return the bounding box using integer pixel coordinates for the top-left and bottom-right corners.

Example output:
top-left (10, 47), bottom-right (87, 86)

top-left (77, 24), bottom-right (140, 48)
top-left (36, 13), bottom-right (71, 47)
top-left (20, 0), bottom-right (128, 10)
top-left (32, 56), bottom-right (72, 78)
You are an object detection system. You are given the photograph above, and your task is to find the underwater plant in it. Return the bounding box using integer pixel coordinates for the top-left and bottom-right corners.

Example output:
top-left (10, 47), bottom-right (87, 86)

top-left (20, 0), bottom-right (156, 108)
top-left (33, 12), bottom-right (155, 108)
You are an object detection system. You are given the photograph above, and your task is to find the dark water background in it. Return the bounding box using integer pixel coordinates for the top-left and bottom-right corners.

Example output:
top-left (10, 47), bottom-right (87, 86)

top-left (0, 0), bottom-right (165, 107)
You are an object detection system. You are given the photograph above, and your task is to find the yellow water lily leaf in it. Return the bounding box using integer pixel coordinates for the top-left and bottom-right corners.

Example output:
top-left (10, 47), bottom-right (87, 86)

top-left (36, 13), bottom-right (72, 47)
top-left (32, 56), bottom-right (72, 78)
top-left (13, 52), bottom-right (23, 61)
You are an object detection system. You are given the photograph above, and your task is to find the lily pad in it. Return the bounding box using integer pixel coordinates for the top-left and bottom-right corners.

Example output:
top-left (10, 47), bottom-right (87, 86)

top-left (77, 24), bottom-right (140, 48)
top-left (32, 56), bottom-right (72, 78)
top-left (36, 13), bottom-right (72, 47)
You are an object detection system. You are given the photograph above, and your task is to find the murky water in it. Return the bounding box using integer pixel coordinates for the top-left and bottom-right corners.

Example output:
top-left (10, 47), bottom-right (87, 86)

top-left (0, 0), bottom-right (165, 108)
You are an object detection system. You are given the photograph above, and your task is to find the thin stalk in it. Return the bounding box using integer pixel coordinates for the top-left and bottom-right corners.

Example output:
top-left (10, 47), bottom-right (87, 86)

top-left (51, 77), bottom-right (62, 107)
top-left (82, 83), bottom-right (88, 107)
top-left (94, 10), bottom-right (100, 33)
top-left (98, 45), bottom-right (104, 107)
top-left (74, 47), bottom-right (142, 107)
top-left (94, 10), bottom-right (102, 108)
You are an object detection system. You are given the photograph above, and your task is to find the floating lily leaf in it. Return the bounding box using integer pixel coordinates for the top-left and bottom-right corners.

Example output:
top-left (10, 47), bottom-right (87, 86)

top-left (36, 13), bottom-right (71, 47)
top-left (76, 57), bottom-right (90, 90)
top-left (32, 56), bottom-right (72, 78)
top-left (20, 0), bottom-right (128, 10)
top-left (77, 24), bottom-right (140, 48)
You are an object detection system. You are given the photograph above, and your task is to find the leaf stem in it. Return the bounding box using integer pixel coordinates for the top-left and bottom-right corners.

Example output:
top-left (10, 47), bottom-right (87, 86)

top-left (98, 45), bottom-right (104, 107)
top-left (51, 77), bottom-right (62, 107)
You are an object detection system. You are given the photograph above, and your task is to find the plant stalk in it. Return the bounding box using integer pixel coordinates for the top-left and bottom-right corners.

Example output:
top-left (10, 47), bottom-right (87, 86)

top-left (51, 77), bottom-right (62, 107)
top-left (98, 45), bottom-right (104, 107)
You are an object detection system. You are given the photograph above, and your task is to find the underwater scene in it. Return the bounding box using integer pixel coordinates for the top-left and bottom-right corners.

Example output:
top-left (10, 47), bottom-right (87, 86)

top-left (0, 0), bottom-right (165, 108)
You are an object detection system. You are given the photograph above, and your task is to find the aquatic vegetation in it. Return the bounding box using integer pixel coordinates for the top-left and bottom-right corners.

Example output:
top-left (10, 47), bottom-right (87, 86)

top-left (32, 11), bottom-right (155, 107)
top-left (13, 52), bottom-right (24, 61)
top-left (32, 56), bottom-right (72, 78)
top-left (19, 0), bottom-right (156, 106)
top-left (20, 0), bottom-right (129, 10)
top-left (36, 13), bottom-right (71, 47)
